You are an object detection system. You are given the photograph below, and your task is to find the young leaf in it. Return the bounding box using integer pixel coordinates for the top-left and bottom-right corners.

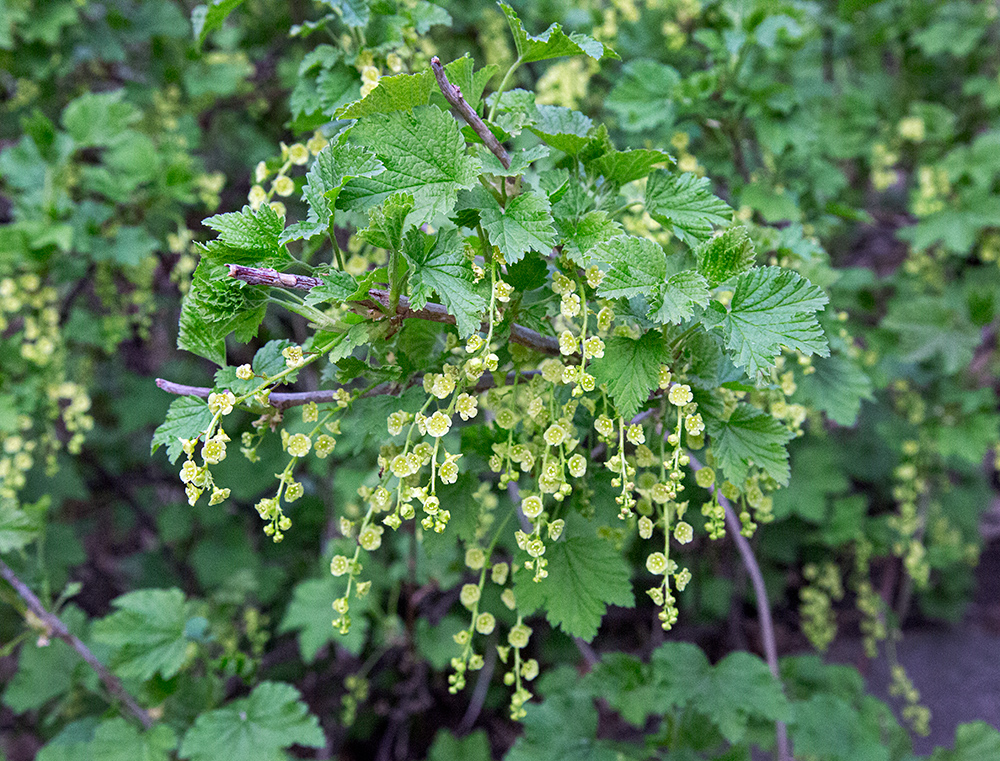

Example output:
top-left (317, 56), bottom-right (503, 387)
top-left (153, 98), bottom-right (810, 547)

top-left (705, 403), bottom-right (794, 486)
top-left (91, 588), bottom-right (194, 681)
top-left (514, 535), bottom-right (634, 641)
top-left (697, 651), bottom-right (791, 744)
top-left (596, 234), bottom-right (667, 300)
top-left (556, 211), bottom-right (622, 266)
top-left (319, 0), bottom-right (369, 29)
top-left (279, 577), bottom-right (367, 662)
top-left (720, 266), bottom-right (830, 378)
top-left (357, 192), bottom-right (415, 251)
top-left (151, 397), bottom-right (213, 464)
top-left (439, 55), bottom-right (499, 113)
top-left (696, 225), bottom-right (757, 285)
top-left (588, 147), bottom-right (673, 186)
top-left (794, 353), bottom-right (873, 427)
top-left (605, 59), bottom-right (681, 132)
top-left (649, 270), bottom-right (711, 325)
top-left (2, 606), bottom-right (88, 712)
top-left (303, 270), bottom-right (359, 307)
top-left (477, 188), bottom-right (557, 264)
top-left (178, 681), bottom-right (324, 761)
top-left (402, 226), bottom-right (487, 337)
top-left (191, 0), bottom-right (247, 47)
top-left (89, 719), bottom-right (178, 761)
top-left (339, 105), bottom-right (481, 224)
top-left (335, 70), bottom-right (434, 120)
top-left (644, 170), bottom-right (732, 246)
top-left (527, 105), bottom-right (594, 155)
top-left (590, 332), bottom-right (669, 421)
top-left (203, 203), bottom-right (288, 263)
top-left (498, 2), bottom-right (617, 64)
top-left (0, 503), bottom-right (40, 553)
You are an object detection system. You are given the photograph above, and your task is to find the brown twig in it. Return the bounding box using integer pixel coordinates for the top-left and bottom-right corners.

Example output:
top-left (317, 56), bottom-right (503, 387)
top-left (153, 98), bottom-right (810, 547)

top-left (156, 370), bottom-right (541, 410)
top-left (226, 263), bottom-right (560, 355)
top-left (687, 457), bottom-right (791, 761)
top-left (430, 56), bottom-right (510, 170)
top-left (0, 559), bottom-right (153, 729)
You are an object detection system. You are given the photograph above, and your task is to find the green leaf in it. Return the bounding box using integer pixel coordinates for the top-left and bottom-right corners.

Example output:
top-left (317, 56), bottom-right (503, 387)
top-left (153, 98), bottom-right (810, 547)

top-left (178, 681), bottom-right (324, 761)
top-left (151, 397), bottom-right (214, 464)
top-left (790, 694), bottom-right (890, 761)
top-left (696, 226), bottom-right (757, 285)
top-left (203, 203), bottom-right (286, 259)
top-left (402, 226), bottom-right (487, 337)
top-left (706, 403), bottom-right (795, 486)
top-left (590, 332), bottom-right (669, 420)
top-left (595, 235), bottom-right (709, 324)
top-left (339, 106), bottom-right (481, 224)
top-left (695, 651), bottom-right (791, 744)
top-left (303, 270), bottom-right (359, 308)
top-left (426, 728), bottom-right (491, 761)
top-left (556, 211), bottom-right (622, 266)
top-left (506, 667), bottom-right (619, 761)
top-left (177, 259), bottom-right (269, 365)
top-left (881, 295), bottom-right (979, 375)
top-left (278, 576), bottom-right (367, 661)
top-left (286, 142), bottom-right (384, 242)
top-left (794, 353), bottom-right (873, 427)
top-left (649, 270), bottom-right (711, 325)
top-left (440, 56), bottom-right (498, 114)
top-left (406, 1), bottom-right (452, 34)
top-left (191, 0), bottom-right (247, 47)
top-left (514, 534), bottom-right (634, 641)
top-left (335, 70), bottom-right (434, 120)
top-left (930, 722), bottom-right (1000, 761)
top-left (61, 91), bottom-right (139, 148)
top-left (605, 59), bottom-right (680, 132)
top-left (528, 105), bottom-right (594, 155)
top-left (3, 606), bottom-right (87, 712)
top-left (357, 192), bottom-right (414, 251)
top-left (477, 188), bottom-right (557, 264)
top-left (720, 266), bottom-right (830, 379)
top-left (89, 720), bottom-right (178, 761)
top-left (319, 0), bottom-right (369, 28)
top-left (91, 589), bottom-right (193, 681)
top-left (499, 2), bottom-right (617, 64)
top-left (588, 147), bottom-right (672, 186)
top-left (644, 170), bottom-right (732, 246)
top-left (0, 503), bottom-right (40, 553)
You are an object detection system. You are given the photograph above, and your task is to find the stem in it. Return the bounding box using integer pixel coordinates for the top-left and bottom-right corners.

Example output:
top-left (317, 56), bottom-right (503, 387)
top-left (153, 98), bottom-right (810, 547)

top-left (431, 56), bottom-right (510, 170)
top-left (487, 58), bottom-right (522, 123)
top-left (0, 559), bottom-right (152, 729)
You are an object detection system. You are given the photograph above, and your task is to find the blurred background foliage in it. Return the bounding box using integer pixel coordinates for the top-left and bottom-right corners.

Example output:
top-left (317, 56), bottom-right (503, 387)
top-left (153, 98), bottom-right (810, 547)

top-left (1, 0), bottom-right (999, 759)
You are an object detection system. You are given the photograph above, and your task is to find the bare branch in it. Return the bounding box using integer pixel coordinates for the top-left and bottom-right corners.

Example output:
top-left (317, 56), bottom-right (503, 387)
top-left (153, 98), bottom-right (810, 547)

top-left (156, 370), bottom-right (541, 410)
top-left (430, 56), bottom-right (510, 170)
top-left (227, 263), bottom-right (560, 355)
top-left (0, 559), bottom-right (153, 730)
top-left (687, 456), bottom-right (791, 761)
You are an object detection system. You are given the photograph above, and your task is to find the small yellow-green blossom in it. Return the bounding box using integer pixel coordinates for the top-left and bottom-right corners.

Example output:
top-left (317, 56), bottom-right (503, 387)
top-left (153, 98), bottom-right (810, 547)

top-left (330, 555), bottom-right (351, 576)
top-left (674, 521), bottom-right (694, 544)
top-left (314, 434), bottom-right (336, 458)
top-left (209, 487), bottom-right (230, 506)
top-left (236, 364), bottom-right (254, 380)
top-left (426, 410), bottom-right (452, 438)
top-left (272, 175), bottom-right (295, 197)
top-left (494, 280), bottom-right (513, 302)
top-left (306, 131), bottom-right (328, 154)
top-left (460, 583), bottom-right (481, 608)
top-left (646, 552), bottom-right (668, 575)
top-left (560, 292), bottom-right (581, 318)
top-left (286, 433), bottom-right (311, 457)
top-left (476, 612), bottom-right (496, 635)
top-left (465, 547), bottom-right (486, 570)
top-left (208, 391), bottom-right (235, 416)
top-left (202, 437), bottom-right (227, 465)
top-left (247, 185), bottom-right (267, 210)
top-left (558, 330), bottom-right (578, 356)
top-left (492, 562), bottom-right (510, 585)
top-left (668, 384), bottom-right (693, 406)
top-left (282, 345), bottom-right (305, 368)
top-left (359, 524), bottom-right (384, 551)
top-left (508, 622), bottom-right (532, 649)
top-left (626, 424), bottom-right (645, 445)
top-left (456, 393), bottom-right (478, 420)
top-left (547, 519), bottom-right (564, 540)
top-left (685, 413), bottom-right (705, 436)
top-left (288, 143), bottom-right (310, 165)
top-left (521, 495), bottom-right (544, 519)
top-left (583, 336), bottom-right (605, 359)
top-left (568, 454), bottom-right (586, 477)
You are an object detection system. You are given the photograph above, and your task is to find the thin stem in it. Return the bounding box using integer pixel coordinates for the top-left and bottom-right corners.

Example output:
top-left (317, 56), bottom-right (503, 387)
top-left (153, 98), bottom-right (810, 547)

top-left (431, 56), bottom-right (510, 170)
top-left (487, 58), bottom-right (522, 123)
top-left (0, 559), bottom-right (152, 729)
